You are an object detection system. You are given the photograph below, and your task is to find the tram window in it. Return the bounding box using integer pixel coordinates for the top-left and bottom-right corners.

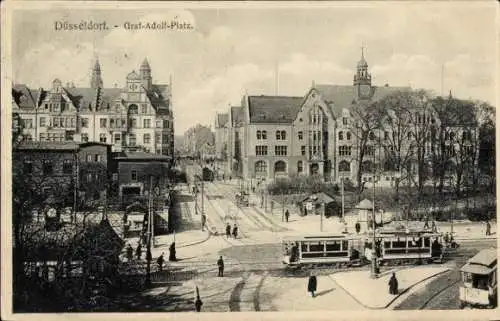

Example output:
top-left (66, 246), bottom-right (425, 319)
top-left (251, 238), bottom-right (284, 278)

top-left (326, 242), bottom-right (340, 251)
top-left (462, 272), bottom-right (472, 284)
top-left (309, 242), bottom-right (324, 252)
top-left (393, 241), bottom-right (406, 248)
top-left (342, 241), bottom-right (348, 250)
top-left (301, 243), bottom-right (308, 252)
top-left (424, 237), bottom-right (430, 247)
top-left (409, 239), bottom-right (419, 247)
top-left (384, 241), bottom-right (391, 248)
top-left (476, 275), bottom-right (489, 290)
top-left (491, 271), bottom-right (496, 287)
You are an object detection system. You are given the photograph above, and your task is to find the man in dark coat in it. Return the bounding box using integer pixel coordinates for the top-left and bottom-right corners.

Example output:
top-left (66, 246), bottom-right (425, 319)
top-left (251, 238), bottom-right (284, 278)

top-left (226, 223), bottom-right (231, 238)
top-left (217, 256), bottom-right (224, 277)
top-left (195, 295), bottom-right (203, 312)
top-left (308, 272), bottom-right (317, 297)
top-left (486, 221), bottom-right (491, 236)
top-left (355, 222), bottom-right (361, 234)
top-left (388, 272), bottom-right (398, 295)
top-left (285, 209), bottom-right (290, 222)
top-left (169, 242), bottom-right (177, 261)
top-left (136, 243), bottom-right (142, 260)
top-left (232, 224), bottom-right (238, 238)
top-left (157, 253), bottom-right (165, 272)
top-left (126, 244), bottom-right (133, 262)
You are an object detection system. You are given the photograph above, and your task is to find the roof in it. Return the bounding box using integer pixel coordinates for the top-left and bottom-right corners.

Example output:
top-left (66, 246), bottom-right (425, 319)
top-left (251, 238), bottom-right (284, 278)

top-left (468, 248), bottom-right (497, 267)
top-left (21, 218), bottom-right (124, 261)
top-left (12, 85), bottom-right (39, 109)
top-left (356, 199), bottom-right (374, 209)
top-left (127, 70), bottom-right (140, 80)
top-left (231, 106), bottom-right (245, 126)
top-left (247, 96), bottom-right (303, 124)
top-left (64, 87), bottom-right (123, 111)
top-left (14, 141), bottom-right (110, 151)
top-left (114, 151), bottom-right (172, 161)
top-left (298, 192), bottom-right (337, 204)
top-left (282, 233), bottom-right (353, 242)
top-left (216, 113), bottom-right (229, 128)
top-left (314, 84), bottom-right (411, 117)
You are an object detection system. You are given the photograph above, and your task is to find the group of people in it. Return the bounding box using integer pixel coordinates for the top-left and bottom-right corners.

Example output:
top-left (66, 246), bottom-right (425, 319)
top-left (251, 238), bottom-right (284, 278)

top-left (124, 241), bottom-right (177, 272)
top-left (226, 223), bottom-right (239, 238)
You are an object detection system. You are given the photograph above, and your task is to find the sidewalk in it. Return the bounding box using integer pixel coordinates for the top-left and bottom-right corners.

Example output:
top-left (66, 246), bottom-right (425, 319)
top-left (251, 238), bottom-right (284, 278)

top-left (331, 266), bottom-right (450, 309)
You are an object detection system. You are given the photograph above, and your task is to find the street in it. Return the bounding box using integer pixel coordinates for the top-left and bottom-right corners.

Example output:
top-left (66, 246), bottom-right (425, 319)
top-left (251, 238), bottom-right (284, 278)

top-left (129, 166), bottom-right (497, 312)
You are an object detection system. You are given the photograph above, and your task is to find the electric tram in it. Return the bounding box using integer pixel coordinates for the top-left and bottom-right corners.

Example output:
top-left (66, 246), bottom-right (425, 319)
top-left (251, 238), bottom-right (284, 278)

top-left (459, 248), bottom-right (497, 309)
top-left (282, 233), bottom-right (362, 268)
top-left (364, 225), bottom-right (444, 265)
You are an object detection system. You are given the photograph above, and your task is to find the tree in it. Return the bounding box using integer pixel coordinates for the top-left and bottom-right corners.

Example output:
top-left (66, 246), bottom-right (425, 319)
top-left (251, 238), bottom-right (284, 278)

top-left (374, 89), bottom-right (430, 203)
top-left (476, 101), bottom-right (496, 192)
top-left (347, 100), bottom-right (384, 194)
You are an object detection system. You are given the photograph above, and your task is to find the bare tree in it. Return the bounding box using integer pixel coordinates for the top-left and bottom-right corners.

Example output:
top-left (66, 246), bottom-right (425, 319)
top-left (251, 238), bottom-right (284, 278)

top-left (346, 100), bottom-right (384, 195)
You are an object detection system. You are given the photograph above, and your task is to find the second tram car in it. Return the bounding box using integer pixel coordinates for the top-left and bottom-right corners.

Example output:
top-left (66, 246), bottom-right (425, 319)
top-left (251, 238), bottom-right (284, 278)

top-left (459, 248), bottom-right (497, 309)
top-left (364, 227), bottom-right (444, 265)
top-left (282, 233), bottom-right (362, 268)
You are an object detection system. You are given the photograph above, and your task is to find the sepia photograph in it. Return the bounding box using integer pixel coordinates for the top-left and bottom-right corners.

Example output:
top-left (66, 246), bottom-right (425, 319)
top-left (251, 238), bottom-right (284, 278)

top-left (1, 1), bottom-right (498, 319)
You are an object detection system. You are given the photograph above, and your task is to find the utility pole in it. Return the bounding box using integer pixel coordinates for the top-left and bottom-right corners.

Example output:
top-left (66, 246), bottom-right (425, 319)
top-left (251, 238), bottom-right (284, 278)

top-left (371, 138), bottom-right (378, 279)
top-left (201, 177), bottom-right (205, 215)
top-left (281, 192), bottom-right (285, 222)
top-left (145, 176), bottom-right (153, 286)
top-left (341, 176), bottom-right (345, 222)
top-left (73, 151), bottom-right (78, 223)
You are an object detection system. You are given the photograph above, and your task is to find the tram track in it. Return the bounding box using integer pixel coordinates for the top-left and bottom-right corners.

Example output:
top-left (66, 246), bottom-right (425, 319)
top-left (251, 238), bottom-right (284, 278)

top-left (418, 278), bottom-right (461, 310)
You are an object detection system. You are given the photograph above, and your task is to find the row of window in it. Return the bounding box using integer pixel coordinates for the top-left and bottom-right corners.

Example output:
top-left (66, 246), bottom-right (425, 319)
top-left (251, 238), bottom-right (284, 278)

top-left (23, 154), bottom-right (104, 175)
top-left (81, 132), bottom-right (164, 145)
top-left (255, 145), bottom-right (288, 156)
top-left (256, 130), bottom-right (329, 141)
top-left (80, 118), bottom-right (170, 129)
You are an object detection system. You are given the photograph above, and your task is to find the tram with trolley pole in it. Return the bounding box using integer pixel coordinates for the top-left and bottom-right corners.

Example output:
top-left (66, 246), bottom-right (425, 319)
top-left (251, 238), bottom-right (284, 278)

top-left (459, 248), bottom-right (497, 309)
top-left (363, 224), bottom-right (444, 266)
top-left (281, 233), bottom-right (363, 269)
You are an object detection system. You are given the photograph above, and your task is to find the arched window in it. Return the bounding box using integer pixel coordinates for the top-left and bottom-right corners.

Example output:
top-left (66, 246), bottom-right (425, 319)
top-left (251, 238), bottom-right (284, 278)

top-left (255, 161), bottom-right (267, 175)
top-left (281, 131), bottom-right (286, 140)
top-left (276, 131), bottom-right (280, 140)
top-left (257, 130), bottom-right (262, 139)
top-left (338, 131), bottom-right (344, 140)
top-left (262, 130), bottom-right (267, 139)
top-left (361, 161), bottom-right (374, 173)
top-left (128, 104), bottom-right (138, 114)
top-left (346, 131), bottom-right (351, 140)
top-left (274, 160), bottom-right (286, 173)
top-left (297, 161), bottom-right (303, 173)
top-left (339, 160), bottom-right (350, 172)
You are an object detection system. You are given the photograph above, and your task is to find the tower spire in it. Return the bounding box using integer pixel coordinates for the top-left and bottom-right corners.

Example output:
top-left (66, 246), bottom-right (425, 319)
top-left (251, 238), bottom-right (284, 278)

top-left (91, 57), bottom-right (103, 89)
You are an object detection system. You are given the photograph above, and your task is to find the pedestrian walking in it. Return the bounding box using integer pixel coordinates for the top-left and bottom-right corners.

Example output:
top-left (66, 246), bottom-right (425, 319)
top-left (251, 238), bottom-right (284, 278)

top-left (169, 242), bottom-right (177, 261)
top-left (226, 223), bottom-right (231, 238)
top-left (431, 219), bottom-right (438, 233)
top-left (217, 256), bottom-right (224, 277)
top-left (486, 221), bottom-right (491, 236)
top-left (232, 224), bottom-right (238, 239)
top-left (424, 215), bottom-right (429, 229)
top-left (307, 271), bottom-right (317, 297)
top-left (136, 243), bottom-right (142, 260)
top-left (157, 252), bottom-right (165, 272)
top-left (355, 222), bottom-right (361, 234)
top-left (444, 232), bottom-right (450, 246)
top-left (229, 175), bottom-right (232, 181)
top-left (194, 286), bottom-right (203, 312)
top-left (388, 272), bottom-right (399, 295)
top-left (285, 209), bottom-right (290, 222)
top-left (201, 214), bottom-right (207, 231)
top-left (195, 296), bottom-right (203, 312)
top-left (126, 244), bottom-right (133, 262)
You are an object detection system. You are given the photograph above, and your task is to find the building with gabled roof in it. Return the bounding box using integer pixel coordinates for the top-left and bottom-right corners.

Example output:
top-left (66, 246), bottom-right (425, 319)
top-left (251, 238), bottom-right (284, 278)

top-left (214, 48), bottom-right (475, 186)
top-left (12, 57), bottom-right (174, 157)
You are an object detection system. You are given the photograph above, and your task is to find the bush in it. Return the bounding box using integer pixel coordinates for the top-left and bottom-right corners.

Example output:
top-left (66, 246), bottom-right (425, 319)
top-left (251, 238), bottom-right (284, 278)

top-left (465, 206), bottom-right (496, 222)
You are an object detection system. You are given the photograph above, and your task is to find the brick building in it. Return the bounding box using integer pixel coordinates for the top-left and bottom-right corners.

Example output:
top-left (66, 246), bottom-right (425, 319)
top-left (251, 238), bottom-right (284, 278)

top-left (215, 49), bottom-right (479, 186)
top-left (13, 142), bottom-right (111, 203)
top-left (12, 57), bottom-right (174, 156)
top-left (112, 152), bottom-right (172, 201)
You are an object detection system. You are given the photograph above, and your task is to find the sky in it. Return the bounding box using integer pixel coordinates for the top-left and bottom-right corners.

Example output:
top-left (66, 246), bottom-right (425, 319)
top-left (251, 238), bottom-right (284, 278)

top-left (10, 2), bottom-right (498, 134)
